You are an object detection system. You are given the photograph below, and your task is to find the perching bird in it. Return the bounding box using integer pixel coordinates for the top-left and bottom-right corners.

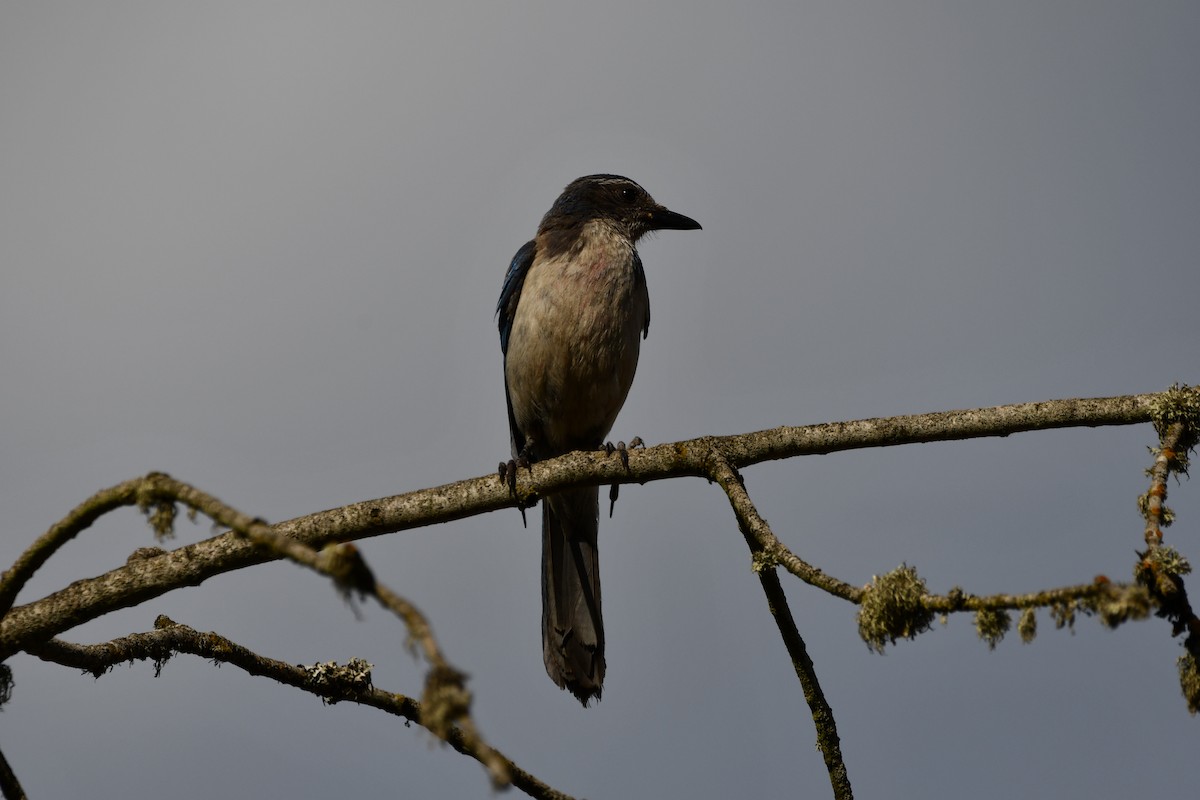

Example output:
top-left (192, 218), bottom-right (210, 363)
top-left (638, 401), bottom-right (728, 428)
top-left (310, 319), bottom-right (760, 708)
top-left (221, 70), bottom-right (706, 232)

top-left (497, 175), bottom-right (701, 704)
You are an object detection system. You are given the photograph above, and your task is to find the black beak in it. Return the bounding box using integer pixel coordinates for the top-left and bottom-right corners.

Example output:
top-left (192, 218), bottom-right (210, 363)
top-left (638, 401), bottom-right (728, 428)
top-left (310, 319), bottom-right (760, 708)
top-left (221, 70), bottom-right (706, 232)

top-left (647, 206), bottom-right (702, 231)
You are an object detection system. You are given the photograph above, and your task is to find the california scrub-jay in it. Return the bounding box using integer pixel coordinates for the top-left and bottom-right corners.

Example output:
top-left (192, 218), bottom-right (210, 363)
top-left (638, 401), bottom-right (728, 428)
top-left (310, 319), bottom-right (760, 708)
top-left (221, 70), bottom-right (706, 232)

top-left (497, 175), bottom-right (701, 704)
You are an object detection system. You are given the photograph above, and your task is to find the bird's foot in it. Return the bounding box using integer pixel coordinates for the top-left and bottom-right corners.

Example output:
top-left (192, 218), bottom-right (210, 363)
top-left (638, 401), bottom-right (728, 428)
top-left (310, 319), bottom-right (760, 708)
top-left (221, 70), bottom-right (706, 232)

top-left (602, 435), bottom-right (643, 469)
top-left (602, 436), bottom-right (644, 517)
top-left (497, 454), bottom-right (532, 490)
top-left (497, 440), bottom-right (538, 526)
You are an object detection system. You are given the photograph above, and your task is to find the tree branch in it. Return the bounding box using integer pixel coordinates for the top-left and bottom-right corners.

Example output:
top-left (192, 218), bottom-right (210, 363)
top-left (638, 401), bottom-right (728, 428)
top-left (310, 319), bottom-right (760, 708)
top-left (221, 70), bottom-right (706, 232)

top-left (0, 391), bottom-right (1177, 659)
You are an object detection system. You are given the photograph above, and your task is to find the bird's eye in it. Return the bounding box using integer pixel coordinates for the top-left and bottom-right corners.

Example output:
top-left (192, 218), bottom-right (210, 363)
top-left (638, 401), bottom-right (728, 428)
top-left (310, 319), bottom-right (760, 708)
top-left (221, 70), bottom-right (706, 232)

top-left (619, 187), bottom-right (638, 202)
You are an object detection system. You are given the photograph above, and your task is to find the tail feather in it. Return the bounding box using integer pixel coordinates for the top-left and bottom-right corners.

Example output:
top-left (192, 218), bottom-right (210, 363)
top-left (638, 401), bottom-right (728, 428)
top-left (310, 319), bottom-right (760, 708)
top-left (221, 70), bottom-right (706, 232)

top-left (541, 487), bottom-right (605, 705)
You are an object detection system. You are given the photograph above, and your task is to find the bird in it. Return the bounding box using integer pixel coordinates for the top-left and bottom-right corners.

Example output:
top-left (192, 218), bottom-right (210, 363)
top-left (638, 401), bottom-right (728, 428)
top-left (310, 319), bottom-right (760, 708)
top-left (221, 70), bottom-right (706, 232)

top-left (496, 174), bottom-right (701, 704)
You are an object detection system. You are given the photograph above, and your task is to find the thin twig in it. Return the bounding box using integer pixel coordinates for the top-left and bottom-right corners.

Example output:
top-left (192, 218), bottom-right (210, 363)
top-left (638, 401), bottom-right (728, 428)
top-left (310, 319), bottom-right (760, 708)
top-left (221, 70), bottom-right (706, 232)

top-left (0, 479), bottom-right (143, 617)
top-left (706, 450), bottom-right (853, 800)
top-left (920, 580), bottom-right (1145, 613)
top-left (0, 744), bottom-right (25, 800)
top-left (28, 620), bottom-right (573, 800)
top-left (1143, 422), bottom-right (1185, 548)
top-left (1135, 421), bottom-right (1200, 646)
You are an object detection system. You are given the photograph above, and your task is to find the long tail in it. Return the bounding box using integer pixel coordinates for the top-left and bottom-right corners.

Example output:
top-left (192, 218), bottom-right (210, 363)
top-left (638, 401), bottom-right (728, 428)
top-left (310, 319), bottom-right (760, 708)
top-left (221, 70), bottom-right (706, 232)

top-left (541, 487), bottom-right (605, 705)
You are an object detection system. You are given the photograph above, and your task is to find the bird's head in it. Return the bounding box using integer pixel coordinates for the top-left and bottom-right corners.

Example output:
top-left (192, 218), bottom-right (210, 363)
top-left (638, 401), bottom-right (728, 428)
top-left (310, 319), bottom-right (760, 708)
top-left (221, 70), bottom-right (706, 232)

top-left (539, 174), bottom-right (701, 243)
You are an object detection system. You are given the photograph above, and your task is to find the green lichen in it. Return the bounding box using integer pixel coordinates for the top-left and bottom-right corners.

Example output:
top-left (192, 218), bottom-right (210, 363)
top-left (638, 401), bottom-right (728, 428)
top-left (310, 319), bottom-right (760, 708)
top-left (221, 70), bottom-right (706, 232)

top-left (1147, 383), bottom-right (1200, 474)
top-left (975, 608), bottom-right (1011, 650)
top-left (1179, 652), bottom-right (1200, 715)
top-left (857, 564), bottom-right (935, 652)
top-left (1017, 608), bottom-right (1037, 643)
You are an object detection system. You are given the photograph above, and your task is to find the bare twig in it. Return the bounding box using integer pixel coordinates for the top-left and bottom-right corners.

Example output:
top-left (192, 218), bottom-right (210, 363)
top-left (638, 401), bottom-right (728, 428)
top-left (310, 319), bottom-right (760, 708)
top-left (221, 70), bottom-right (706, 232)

top-left (0, 744), bottom-right (26, 800)
top-left (706, 449), bottom-right (852, 800)
top-left (28, 620), bottom-right (572, 800)
top-left (0, 479), bottom-right (146, 617)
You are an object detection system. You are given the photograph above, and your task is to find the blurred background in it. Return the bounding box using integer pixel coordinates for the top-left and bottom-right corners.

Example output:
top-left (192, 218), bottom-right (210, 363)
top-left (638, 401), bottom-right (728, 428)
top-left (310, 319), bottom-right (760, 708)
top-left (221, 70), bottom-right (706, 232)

top-left (2, 3), bottom-right (1197, 798)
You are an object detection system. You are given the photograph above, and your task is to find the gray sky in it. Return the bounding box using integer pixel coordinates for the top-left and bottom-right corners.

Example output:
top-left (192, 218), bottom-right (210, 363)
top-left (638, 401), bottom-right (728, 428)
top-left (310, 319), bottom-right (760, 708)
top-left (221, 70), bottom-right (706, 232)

top-left (2, 3), bottom-right (1198, 798)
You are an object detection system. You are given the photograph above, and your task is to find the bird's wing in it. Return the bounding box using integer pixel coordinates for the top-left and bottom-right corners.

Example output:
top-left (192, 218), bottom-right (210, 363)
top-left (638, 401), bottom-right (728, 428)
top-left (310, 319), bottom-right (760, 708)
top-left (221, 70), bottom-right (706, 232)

top-left (497, 239), bottom-right (537, 355)
top-left (634, 250), bottom-right (650, 338)
top-left (497, 239), bottom-right (538, 457)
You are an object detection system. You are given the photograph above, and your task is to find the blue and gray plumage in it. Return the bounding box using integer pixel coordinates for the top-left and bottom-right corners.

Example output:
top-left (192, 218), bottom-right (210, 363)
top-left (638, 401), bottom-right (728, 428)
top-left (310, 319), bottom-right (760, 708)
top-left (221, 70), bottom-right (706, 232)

top-left (497, 175), bottom-right (701, 704)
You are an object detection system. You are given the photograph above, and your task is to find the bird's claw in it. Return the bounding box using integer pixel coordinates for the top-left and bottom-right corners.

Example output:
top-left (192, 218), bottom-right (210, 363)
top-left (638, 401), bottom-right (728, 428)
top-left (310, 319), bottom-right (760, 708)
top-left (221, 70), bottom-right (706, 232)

top-left (499, 458), bottom-right (531, 527)
top-left (499, 460), bottom-right (518, 494)
top-left (602, 436), bottom-right (644, 516)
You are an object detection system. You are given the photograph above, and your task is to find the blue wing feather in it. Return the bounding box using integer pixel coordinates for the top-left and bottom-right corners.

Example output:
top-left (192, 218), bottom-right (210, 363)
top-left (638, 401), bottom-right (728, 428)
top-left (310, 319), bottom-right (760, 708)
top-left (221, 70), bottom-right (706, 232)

top-left (497, 239), bottom-right (538, 456)
top-left (633, 251), bottom-right (650, 338)
top-left (497, 240), bottom-right (537, 355)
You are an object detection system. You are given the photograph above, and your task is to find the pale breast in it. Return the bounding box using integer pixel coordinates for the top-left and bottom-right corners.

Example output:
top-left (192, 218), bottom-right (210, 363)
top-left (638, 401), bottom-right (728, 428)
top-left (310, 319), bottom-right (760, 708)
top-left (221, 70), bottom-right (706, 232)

top-left (505, 224), bottom-right (649, 454)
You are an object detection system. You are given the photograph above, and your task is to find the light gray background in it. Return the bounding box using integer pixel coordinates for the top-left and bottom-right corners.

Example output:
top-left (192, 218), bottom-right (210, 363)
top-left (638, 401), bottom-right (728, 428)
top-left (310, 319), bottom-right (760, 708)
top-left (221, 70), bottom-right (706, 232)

top-left (2, 3), bottom-right (1197, 798)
